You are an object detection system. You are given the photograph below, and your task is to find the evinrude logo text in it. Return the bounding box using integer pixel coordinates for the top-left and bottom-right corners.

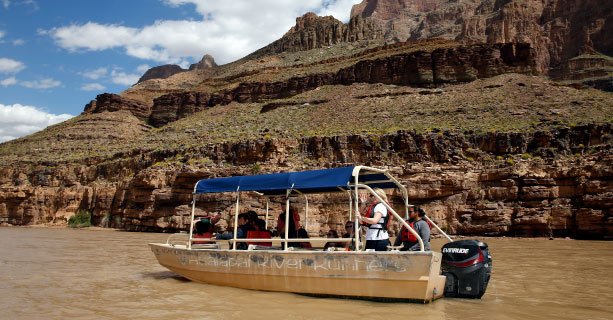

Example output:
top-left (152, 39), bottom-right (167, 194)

top-left (443, 248), bottom-right (469, 254)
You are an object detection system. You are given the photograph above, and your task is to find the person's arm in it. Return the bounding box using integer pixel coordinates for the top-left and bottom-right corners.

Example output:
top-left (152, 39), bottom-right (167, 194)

top-left (420, 221), bottom-right (430, 243)
top-left (360, 211), bottom-right (382, 225)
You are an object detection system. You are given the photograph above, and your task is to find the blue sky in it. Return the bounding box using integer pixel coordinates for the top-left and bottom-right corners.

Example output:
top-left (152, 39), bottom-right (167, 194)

top-left (0, 0), bottom-right (361, 142)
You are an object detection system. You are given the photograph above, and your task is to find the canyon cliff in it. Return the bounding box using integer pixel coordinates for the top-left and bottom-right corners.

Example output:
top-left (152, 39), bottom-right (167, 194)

top-left (0, 1), bottom-right (611, 239)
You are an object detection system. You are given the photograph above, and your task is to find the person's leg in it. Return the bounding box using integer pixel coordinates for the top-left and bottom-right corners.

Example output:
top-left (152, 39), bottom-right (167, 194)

top-left (375, 239), bottom-right (388, 251)
top-left (365, 240), bottom-right (376, 250)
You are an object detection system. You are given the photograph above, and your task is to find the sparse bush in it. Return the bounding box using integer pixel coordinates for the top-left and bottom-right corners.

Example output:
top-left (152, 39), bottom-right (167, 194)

top-left (68, 210), bottom-right (91, 228)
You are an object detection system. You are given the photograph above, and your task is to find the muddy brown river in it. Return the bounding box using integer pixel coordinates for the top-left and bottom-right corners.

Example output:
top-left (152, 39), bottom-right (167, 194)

top-left (0, 227), bottom-right (611, 320)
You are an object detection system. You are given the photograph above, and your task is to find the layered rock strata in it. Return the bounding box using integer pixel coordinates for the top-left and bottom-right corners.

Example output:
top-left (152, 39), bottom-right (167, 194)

top-left (1, 124), bottom-right (610, 239)
top-left (350, 0), bottom-right (613, 73)
top-left (88, 42), bottom-right (536, 127)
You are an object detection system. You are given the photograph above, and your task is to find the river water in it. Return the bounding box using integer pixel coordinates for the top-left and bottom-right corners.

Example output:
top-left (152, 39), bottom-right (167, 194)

top-left (0, 227), bottom-right (611, 320)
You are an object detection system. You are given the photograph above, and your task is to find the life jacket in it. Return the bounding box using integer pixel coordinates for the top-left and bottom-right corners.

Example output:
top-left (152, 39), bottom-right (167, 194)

top-left (400, 218), bottom-right (433, 242)
top-left (247, 230), bottom-right (272, 247)
top-left (362, 202), bottom-right (392, 231)
top-left (192, 232), bottom-right (213, 244)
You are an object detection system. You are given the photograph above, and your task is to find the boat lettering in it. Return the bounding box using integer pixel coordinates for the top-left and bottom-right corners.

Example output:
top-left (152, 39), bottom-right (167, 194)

top-left (182, 252), bottom-right (407, 272)
top-left (442, 248), bottom-right (470, 254)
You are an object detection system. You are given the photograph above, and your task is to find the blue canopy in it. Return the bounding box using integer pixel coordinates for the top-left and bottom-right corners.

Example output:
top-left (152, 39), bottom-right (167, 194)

top-left (194, 166), bottom-right (398, 195)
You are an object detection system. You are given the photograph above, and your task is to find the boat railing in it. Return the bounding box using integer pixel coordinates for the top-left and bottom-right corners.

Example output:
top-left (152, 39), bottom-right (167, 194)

top-left (166, 233), bottom-right (189, 246)
top-left (353, 183), bottom-right (425, 251)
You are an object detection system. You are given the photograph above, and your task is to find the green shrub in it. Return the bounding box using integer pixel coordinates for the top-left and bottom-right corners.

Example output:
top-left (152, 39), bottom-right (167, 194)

top-left (68, 210), bottom-right (91, 228)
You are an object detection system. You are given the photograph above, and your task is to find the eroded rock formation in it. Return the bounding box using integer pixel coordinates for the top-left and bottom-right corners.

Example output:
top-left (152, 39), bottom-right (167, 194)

top-left (350, 0), bottom-right (612, 73)
top-left (137, 64), bottom-right (185, 84)
top-left (1, 124), bottom-right (610, 239)
top-left (96, 42), bottom-right (536, 127)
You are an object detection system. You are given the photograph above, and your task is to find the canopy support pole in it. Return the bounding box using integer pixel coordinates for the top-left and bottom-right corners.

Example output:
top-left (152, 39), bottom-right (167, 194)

top-left (265, 198), bottom-right (269, 230)
top-left (304, 194), bottom-right (309, 231)
top-left (188, 194), bottom-right (196, 249)
top-left (353, 172), bottom-right (361, 251)
top-left (284, 187), bottom-right (292, 251)
top-left (232, 187), bottom-right (240, 250)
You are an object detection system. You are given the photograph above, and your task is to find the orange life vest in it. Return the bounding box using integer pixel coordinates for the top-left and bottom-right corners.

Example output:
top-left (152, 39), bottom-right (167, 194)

top-left (192, 232), bottom-right (213, 244)
top-left (247, 230), bottom-right (272, 247)
top-left (400, 219), bottom-right (433, 242)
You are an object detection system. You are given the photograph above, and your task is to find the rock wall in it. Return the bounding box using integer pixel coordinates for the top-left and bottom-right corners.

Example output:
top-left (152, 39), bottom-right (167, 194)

top-left (137, 64), bottom-right (185, 84)
top-left (255, 12), bottom-right (383, 55)
top-left (92, 42), bottom-right (535, 127)
top-left (1, 124), bottom-right (610, 239)
top-left (349, 0), bottom-right (613, 73)
top-left (83, 93), bottom-right (151, 122)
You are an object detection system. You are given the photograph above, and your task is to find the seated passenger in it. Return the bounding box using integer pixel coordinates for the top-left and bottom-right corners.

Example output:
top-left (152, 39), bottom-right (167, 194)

top-left (395, 207), bottom-right (431, 251)
top-left (296, 227), bottom-right (312, 249)
top-left (247, 219), bottom-right (273, 247)
top-left (342, 221), bottom-right (357, 251)
top-left (323, 229), bottom-right (345, 250)
top-left (278, 212), bottom-right (311, 248)
top-left (409, 208), bottom-right (431, 251)
top-left (394, 207), bottom-right (416, 251)
top-left (192, 220), bottom-right (213, 244)
top-left (216, 213), bottom-right (253, 249)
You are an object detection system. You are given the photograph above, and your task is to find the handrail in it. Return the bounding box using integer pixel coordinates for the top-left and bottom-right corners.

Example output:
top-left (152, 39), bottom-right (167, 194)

top-left (424, 215), bottom-right (453, 242)
top-left (355, 183), bottom-right (425, 251)
top-left (166, 233), bottom-right (189, 246)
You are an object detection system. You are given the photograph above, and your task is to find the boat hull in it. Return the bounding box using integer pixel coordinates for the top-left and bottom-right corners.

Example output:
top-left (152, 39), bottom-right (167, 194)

top-left (150, 243), bottom-right (446, 303)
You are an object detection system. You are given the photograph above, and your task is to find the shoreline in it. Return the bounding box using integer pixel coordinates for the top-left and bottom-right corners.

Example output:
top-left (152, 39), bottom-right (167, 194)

top-left (0, 223), bottom-right (588, 240)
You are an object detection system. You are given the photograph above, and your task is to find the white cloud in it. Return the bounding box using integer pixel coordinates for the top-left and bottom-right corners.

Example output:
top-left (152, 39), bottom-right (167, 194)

top-left (0, 103), bottom-right (73, 143)
top-left (45, 0), bottom-right (362, 64)
top-left (0, 57), bottom-right (25, 73)
top-left (12, 39), bottom-right (25, 46)
top-left (318, 0), bottom-right (362, 21)
top-left (79, 67), bottom-right (107, 80)
top-left (0, 30), bottom-right (4, 39)
top-left (80, 82), bottom-right (105, 91)
top-left (136, 64), bottom-right (151, 74)
top-left (0, 76), bottom-right (17, 86)
top-left (20, 78), bottom-right (61, 89)
top-left (110, 69), bottom-right (139, 86)
top-left (2, 0), bottom-right (8, 9)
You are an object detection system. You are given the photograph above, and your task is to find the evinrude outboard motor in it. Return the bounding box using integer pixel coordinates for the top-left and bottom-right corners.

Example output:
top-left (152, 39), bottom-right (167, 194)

top-left (441, 240), bottom-right (492, 299)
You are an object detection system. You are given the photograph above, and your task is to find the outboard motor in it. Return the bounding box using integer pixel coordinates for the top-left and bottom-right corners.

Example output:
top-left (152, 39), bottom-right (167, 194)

top-left (441, 240), bottom-right (492, 299)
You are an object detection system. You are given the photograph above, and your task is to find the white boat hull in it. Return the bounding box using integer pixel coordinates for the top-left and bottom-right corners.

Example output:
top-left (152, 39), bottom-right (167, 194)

top-left (150, 243), bottom-right (446, 303)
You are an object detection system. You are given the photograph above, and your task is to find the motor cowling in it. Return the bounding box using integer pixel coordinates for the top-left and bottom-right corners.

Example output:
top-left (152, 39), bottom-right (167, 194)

top-left (441, 240), bottom-right (492, 299)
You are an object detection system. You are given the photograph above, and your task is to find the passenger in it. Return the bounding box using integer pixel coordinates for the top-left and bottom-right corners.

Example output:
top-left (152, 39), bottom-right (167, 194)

top-left (192, 220), bottom-right (213, 244)
top-left (278, 212), bottom-right (311, 248)
top-left (197, 213), bottom-right (222, 234)
top-left (296, 227), bottom-right (312, 249)
top-left (323, 229), bottom-right (344, 250)
top-left (357, 188), bottom-right (390, 251)
top-left (247, 219), bottom-right (273, 247)
top-left (342, 221), bottom-right (357, 251)
top-left (408, 207), bottom-right (431, 251)
top-left (393, 206), bottom-right (417, 251)
top-left (216, 212), bottom-right (253, 249)
top-left (276, 206), bottom-right (301, 234)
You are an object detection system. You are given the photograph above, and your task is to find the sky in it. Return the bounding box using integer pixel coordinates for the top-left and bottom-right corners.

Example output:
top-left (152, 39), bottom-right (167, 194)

top-left (0, 0), bottom-right (362, 142)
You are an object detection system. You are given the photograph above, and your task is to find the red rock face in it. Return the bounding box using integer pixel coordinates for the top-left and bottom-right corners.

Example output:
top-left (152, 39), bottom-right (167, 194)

top-left (350, 0), bottom-right (613, 72)
top-left (137, 64), bottom-right (185, 84)
top-left (1, 124), bottom-right (610, 238)
top-left (83, 93), bottom-right (151, 122)
top-left (256, 12), bottom-right (383, 54)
